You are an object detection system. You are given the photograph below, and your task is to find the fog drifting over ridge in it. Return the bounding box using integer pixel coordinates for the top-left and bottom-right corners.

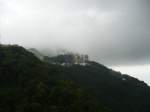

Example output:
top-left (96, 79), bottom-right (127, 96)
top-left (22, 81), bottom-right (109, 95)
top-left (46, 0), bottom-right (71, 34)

top-left (1, 0), bottom-right (150, 66)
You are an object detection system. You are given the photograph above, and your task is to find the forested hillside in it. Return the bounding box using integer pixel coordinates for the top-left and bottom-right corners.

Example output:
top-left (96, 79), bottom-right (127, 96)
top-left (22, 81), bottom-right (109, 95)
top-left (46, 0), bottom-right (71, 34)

top-left (0, 45), bottom-right (105, 112)
top-left (0, 44), bottom-right (150, 112)
top-left (48, 62), bottom-right (150, 112)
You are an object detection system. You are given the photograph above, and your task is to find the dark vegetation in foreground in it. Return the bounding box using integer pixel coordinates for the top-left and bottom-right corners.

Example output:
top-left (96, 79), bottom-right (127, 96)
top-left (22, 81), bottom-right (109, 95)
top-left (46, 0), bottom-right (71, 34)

top-left (0, 44), bottom-right (150, 112)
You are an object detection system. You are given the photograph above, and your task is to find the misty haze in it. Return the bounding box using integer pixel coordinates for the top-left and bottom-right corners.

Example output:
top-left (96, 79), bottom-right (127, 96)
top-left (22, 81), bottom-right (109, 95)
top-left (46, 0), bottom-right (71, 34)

top-left (0, 0), bottom-right (150, 112)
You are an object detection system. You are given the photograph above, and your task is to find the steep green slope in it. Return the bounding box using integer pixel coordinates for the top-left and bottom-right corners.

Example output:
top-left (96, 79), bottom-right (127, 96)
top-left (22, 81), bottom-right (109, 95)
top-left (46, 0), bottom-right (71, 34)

top-left (0, 45), bottom-right (106, 112)
top-left (0, 45), bottom-right (49, 87)
top-left (45, 60), bottom-right (150, 112)
top-left (0, 44), bottom-right (150, 112)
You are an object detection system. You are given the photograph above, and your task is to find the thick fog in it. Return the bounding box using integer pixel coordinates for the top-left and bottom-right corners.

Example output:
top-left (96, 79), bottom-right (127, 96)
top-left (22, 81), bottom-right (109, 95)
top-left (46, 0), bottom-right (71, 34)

top-left (1, 0), bottom-right (150, 66)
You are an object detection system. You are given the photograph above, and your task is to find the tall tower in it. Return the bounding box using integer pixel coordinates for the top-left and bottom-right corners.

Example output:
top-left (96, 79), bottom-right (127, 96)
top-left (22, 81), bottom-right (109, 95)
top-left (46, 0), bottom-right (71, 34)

top-left (0, 33), bottom-right (1, 44)
top-left (85, 55), bottom-right (89, 62)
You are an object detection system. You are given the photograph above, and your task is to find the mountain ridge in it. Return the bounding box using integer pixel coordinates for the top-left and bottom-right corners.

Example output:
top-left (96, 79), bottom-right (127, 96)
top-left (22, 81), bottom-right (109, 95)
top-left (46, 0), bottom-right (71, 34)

top-left (28, 46), bottom-right (150, 112)
top-left (0, 44), bottom-right (150, 112)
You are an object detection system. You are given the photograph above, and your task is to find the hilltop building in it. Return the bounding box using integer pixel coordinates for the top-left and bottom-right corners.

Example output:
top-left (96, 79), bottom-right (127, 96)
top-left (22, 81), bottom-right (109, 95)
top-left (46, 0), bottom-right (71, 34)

top-left (43, 53), bottom-right (89, 66)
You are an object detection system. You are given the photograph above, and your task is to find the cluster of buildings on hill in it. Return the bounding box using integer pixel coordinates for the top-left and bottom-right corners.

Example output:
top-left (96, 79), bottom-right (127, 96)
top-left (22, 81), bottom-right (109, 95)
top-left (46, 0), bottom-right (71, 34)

top-left (28, 48), bottom-right (90, 66)
top-left (72, 54), bottom-right (89, 65)
top-left (43, 53), bottom-right (89, 66)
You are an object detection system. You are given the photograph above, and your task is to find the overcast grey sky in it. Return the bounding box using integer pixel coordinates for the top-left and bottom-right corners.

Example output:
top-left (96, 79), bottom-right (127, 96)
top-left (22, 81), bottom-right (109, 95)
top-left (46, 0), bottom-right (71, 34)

top-left (1, 0), bottom-right (150, 65)
top-left (1, 0), bottom-right (150, 84)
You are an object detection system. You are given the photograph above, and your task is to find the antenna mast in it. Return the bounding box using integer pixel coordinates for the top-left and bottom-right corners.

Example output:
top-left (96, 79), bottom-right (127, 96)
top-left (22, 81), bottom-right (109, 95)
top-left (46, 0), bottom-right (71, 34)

top-left (0, 33), bottom-right (2, 45)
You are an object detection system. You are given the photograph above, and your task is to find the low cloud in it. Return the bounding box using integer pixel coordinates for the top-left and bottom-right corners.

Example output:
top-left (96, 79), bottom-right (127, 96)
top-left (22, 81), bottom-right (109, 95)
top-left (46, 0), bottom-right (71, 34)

top-left (1, 0), bottom-right (150, 66)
